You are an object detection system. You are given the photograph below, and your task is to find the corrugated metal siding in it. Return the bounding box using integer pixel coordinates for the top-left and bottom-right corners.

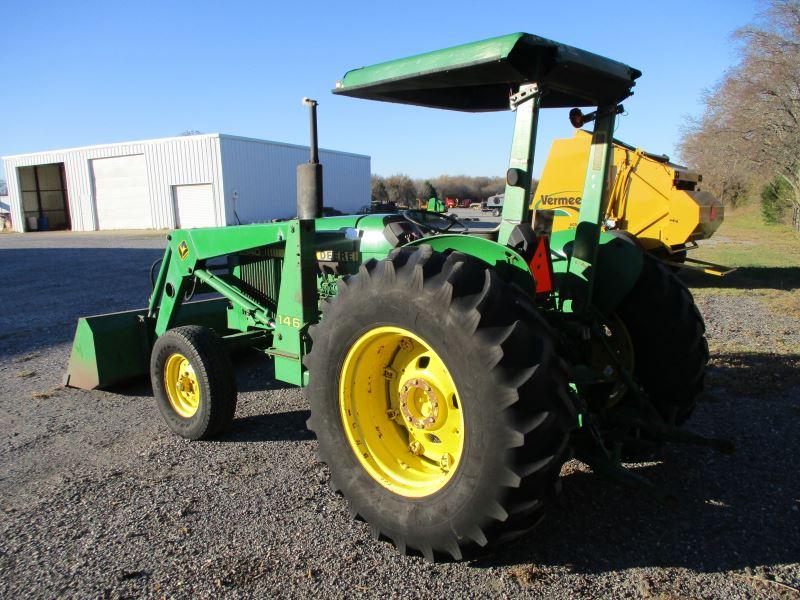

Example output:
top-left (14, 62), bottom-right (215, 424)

top-left (2, 135), bottom-right (224, 232)
top-left (219, 136), bottom-right (370, 223)
top-left (2, 133), bottom-right (369, 232)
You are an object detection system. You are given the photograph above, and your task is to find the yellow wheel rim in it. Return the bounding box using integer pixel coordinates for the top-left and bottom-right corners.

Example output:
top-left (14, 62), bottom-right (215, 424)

top-left (339, 326), bottom-right (465, 498)
top-left (164, 352), bottom-right (201, 418)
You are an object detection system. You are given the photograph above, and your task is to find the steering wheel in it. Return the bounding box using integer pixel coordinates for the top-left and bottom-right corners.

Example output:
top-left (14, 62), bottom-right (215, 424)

top-left (401, 209), bottom-right (468, 234)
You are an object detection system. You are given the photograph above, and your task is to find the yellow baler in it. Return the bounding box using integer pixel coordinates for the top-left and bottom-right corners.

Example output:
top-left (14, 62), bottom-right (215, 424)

top-left (533, 130), bottom-right (729, 274)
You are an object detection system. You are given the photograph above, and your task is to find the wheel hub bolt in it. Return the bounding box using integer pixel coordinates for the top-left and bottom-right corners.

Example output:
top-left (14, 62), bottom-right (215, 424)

top-left (177, 376), bottom-right (193, 393)
top-left (440, 453), bottom-right (453, 471)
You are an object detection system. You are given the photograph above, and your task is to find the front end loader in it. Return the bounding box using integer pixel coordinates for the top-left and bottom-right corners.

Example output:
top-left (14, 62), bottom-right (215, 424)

top-left (65, 33), bottom-right (731, 562)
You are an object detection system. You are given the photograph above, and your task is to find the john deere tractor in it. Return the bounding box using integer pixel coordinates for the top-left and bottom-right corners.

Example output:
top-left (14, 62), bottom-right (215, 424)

top-left (65, 33), bottom-right (730, 561)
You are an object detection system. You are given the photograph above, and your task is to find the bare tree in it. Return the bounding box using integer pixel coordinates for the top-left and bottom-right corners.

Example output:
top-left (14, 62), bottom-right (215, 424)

top-left (383, 174), bottom-right (416, 205)
top-left (680, 0), bottom-right (800, 227)
top-left (371, 176), bottom-right (389, 203)
top-left (428, 174), bottom-right (505, 201)
top-left (729, 0), bottom-right (800, 222)
top-left (372, 173), bottom-right (507, 206)
top-left (418, 180), bottom-right (438, 201)
top-left (679, 112), bottom-right (753, 208)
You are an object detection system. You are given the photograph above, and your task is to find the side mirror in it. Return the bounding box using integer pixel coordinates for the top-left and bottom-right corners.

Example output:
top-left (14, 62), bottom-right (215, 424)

top-left (569, 108), bottom-right (597, 128)
top-left (569, 105), bottom-right (623, 128)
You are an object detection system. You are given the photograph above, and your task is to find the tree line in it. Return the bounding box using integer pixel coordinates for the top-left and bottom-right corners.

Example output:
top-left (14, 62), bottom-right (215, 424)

top-left (679, 0), bottom-right (800, 229)
top-left (371, 174), bottom-right (506, 206)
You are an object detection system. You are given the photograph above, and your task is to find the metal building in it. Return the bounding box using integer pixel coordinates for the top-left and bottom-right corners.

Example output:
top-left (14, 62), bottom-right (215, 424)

top-left (2, 134), bottom-right (370, 232)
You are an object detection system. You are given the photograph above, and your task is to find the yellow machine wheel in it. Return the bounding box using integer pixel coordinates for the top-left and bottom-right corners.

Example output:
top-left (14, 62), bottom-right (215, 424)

top-left (163, 353), bottom-right (201, 418)
top-left (150, 326), bottom-right (237, 441)
top-left (305, 246), bottom-right (573, 562)
top-left (339, 326), bottom-right (465, 498)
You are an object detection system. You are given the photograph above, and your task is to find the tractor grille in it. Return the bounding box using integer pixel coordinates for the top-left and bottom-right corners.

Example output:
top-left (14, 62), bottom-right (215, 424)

top-left (234, 248), bottom-right (284, 310)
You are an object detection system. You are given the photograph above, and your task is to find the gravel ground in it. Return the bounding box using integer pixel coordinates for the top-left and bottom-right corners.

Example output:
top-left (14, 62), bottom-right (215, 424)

top-left (1, 231), bottom-right (798, 599)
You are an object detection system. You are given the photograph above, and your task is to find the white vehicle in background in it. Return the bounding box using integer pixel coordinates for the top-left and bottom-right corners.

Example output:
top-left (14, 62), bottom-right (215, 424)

top-left (485, 193), bottom-right (504, 217)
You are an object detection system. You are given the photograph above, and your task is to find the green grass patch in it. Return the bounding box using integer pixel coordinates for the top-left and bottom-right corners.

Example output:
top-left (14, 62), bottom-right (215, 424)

top-left (693, 204), bottom-right (800, 268)
top-left (681, 205), bottom-right (800, 318)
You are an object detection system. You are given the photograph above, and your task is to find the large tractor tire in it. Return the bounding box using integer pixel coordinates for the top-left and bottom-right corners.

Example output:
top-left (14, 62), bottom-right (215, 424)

top-left (151, 325), bottom-right (237, 440)
top-left (305, 246), bottom-right (574, 561)
top-left (615, 254), bottom-right (708, 424)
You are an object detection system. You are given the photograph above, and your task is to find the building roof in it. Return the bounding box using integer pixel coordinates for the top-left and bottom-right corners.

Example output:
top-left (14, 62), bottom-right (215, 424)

top-left (2, 133), bottom-right (369, 161)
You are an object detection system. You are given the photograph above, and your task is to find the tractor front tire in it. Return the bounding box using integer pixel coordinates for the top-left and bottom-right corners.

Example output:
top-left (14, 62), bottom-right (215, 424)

top-left (305, 246), bottom-right (574, 561)
top-left (616, 254), bottom-right (708, 424)
top-left (151, 325), bottom-right (237, 440)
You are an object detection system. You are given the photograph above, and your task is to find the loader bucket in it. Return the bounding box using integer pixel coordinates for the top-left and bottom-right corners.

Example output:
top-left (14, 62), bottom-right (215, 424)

top-left (64, 298), bottom-right (229, 390)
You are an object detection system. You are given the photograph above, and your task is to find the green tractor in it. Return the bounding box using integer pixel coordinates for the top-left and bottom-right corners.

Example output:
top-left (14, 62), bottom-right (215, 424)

top-left (65, 33), bottom-right (730, 561)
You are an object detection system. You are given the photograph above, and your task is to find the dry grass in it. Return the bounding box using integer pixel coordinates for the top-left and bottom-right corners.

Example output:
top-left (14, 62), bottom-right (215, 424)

top-left (31, 387), bottom-right (61, 400)
top-left (13, 352), bottom-right (40, 363)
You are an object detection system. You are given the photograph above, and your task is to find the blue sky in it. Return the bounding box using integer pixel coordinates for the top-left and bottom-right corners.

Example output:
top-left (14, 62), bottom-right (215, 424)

top-left (0, 0), bottom-right (756, 182)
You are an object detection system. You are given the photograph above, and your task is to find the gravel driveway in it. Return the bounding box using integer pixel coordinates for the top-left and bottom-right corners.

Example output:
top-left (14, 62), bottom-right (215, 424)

top-left (1, 231), bottom-right (798, 599)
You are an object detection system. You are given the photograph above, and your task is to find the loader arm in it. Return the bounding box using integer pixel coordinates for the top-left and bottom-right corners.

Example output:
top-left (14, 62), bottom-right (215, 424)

top-left (148, 218), bottom-right (319, 387)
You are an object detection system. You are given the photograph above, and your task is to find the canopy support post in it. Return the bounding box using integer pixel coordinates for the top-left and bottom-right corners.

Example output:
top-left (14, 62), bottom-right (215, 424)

top-left (498, 83), bottom-right (540, 245)
top-left (569, 104), bottom-right (618, 313)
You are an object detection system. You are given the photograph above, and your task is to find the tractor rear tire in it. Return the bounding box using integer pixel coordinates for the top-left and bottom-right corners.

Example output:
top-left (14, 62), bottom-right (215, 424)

top-left (616, 254), bottom-right (708, 424)
top-left (305, 246), bottom-right (574, 561)
top-left (151, 325), bottom-right (237, 440)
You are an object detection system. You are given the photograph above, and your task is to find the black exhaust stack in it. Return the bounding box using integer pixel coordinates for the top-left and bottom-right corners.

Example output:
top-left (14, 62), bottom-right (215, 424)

top-left (297, 98), bottom-right (323, 220)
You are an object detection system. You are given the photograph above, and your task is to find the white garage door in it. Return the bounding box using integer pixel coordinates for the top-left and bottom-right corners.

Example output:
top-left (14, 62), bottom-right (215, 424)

top-left (91, 155), bottom-right (150, 229)
top-left (174, 184), bottom-right (216, 228)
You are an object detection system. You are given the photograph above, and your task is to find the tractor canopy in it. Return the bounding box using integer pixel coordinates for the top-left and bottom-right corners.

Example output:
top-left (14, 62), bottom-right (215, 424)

top-left (333, 33), bottom-right (641, 111)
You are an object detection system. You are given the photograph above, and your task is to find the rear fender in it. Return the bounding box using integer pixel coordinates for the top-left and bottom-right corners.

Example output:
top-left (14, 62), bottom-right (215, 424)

top-left (404, 234), bottom-right (535, 291)
top-left (550, 230), bottom-right (643, 314)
